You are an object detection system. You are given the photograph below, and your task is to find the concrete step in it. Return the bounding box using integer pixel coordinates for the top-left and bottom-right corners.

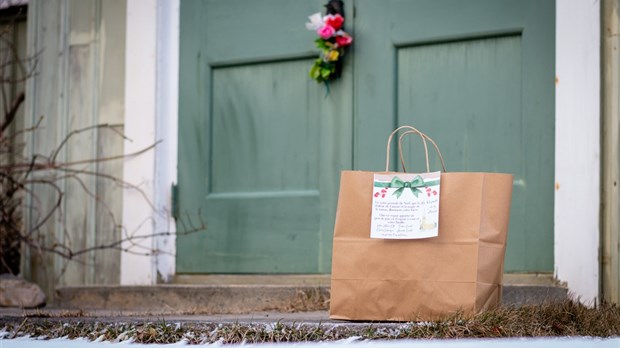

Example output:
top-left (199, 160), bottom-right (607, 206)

top-left (54, 274), bottom-right (567, 314)
top-left (55, 284), bottom-right (330, 314)
top-left (502, 273), bottom-right (569, 306)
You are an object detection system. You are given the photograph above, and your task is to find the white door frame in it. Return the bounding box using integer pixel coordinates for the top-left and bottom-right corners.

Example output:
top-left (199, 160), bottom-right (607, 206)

top-left (120, 0), bottom-right (602, 304)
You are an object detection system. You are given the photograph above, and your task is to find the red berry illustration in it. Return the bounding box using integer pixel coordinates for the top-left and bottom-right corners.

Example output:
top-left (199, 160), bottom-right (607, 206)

top-left (381, 194), bottom-right (386, 198)
top-left (433, 191), bottom-right (437, 196)
top-left (374, 192), bottom-right (380, 197)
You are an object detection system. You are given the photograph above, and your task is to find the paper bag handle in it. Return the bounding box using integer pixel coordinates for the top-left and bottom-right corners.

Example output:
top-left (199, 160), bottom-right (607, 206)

top-left (398, 130), bottom-right (430, 173)
top-left (385, 125), bottom-right (447, 172)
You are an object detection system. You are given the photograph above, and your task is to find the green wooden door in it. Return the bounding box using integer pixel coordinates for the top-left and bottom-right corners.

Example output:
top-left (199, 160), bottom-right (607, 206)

top-left (177, 0), bottom-right (554, 274)
top-left (354, 0), bottom-right (555, 272)
top-left (176, 0), bottom-right (353, 273)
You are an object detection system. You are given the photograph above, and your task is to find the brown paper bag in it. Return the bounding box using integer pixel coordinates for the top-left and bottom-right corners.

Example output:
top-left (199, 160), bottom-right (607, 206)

top-left (329, 126), bottom-right (513, 321)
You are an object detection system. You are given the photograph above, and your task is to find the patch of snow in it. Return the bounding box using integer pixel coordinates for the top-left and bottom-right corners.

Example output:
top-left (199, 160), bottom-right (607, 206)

top-left (1, 336), bottom-right (620, 347)
top-left (212, 337), bottom-right (225, 345)
top-left (411, 321), bottom-right (435, 327)
top-left (337, 336), bottom-right (363, 344)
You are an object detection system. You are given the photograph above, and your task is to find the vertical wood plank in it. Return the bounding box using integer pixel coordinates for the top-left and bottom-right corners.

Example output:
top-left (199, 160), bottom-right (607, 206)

top-left (0, 7), bottom-right (28, 278)
top-left (93, 0), bottom-right (125, 285)
top-left (12, 20), bottom-right (28, 141)
top-left (602, 0), bottom-right (620, 303)
top-left (24, 0), bottom-right (67, 296)
top-left (63, 43), bottom-right (95, 285)
top-left (61, 0), bottom-right (97, 285)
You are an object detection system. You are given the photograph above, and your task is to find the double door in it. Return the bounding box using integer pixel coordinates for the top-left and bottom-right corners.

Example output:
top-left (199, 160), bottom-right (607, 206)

top-left (176, 0), bottom-right (555, 274)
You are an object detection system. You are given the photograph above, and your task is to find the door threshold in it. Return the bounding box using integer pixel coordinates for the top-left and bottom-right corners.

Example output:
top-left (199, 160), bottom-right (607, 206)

top-left (172, 274), bottom-right (331, 286)
top-left (173, 273), bottom-right (563, 287)
top-left (503, 273), bottom-right (565, 287)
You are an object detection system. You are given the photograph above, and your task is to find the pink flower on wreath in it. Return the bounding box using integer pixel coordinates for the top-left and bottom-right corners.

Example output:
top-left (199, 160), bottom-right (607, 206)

top-left (317, 24), bottom-right (336, 39)
top-left (324, 14), bottom-right (344, 30)
top-left (335, 33), bottom-right (353, 47)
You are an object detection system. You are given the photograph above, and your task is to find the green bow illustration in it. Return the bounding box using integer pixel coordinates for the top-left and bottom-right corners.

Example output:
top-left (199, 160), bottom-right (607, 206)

top-left (389, 175), bottom-right (426, 198)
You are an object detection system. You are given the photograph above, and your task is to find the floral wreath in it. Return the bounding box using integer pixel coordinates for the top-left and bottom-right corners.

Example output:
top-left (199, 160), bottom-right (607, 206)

top-left (306, 0), bottom-right (353, 85)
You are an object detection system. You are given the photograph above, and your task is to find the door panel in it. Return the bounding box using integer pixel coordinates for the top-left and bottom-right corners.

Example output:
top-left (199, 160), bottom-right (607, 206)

top-left (354, 0), bottom-right (554, 272)
top-left (211, 60), bottom-right (321, 194)
top-left (397, 36), bottom-right (528, 270)
top-left (177, 0), bottom-right (353, 273)
top-left (397, 36), bottom-right (522, 176)
top-left (206, 60), bottom-right (322, 273)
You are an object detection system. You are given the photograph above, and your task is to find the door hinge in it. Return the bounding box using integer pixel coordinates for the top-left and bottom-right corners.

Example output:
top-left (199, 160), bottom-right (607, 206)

top-left (171, 183), bottom-right (179, 220)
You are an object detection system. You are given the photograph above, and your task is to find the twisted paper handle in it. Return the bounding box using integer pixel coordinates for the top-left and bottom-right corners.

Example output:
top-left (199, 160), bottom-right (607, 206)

top-left (385, 125), bottom-right (447, 173)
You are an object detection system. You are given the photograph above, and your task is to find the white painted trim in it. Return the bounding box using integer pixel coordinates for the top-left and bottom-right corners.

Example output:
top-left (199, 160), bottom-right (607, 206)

top-left (121, 0), bottom-right (158, 285)
top-left (154, 0), bottom-right (180, 283)
top-left (121, 0), bottom-right (180, 285)
top-left (555, 0), bottom-right (600, 303)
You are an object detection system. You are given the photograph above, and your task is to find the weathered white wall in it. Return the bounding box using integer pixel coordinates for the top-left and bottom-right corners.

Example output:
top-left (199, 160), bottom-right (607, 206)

top-left (24, 0), bottom-right (126, 296)
top-left (555, 0), bottom-right (600, 303)
top-left (121, 0), bottom-right (178, 284)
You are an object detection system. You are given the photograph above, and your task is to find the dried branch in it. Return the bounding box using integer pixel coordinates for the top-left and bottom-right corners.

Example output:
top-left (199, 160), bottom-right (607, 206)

top-left (49, 123), bottom-right (130, 163)
top-left (2, 139), bottom-right (161, 172)
top-left (0, 90), bottom-right (23, 133)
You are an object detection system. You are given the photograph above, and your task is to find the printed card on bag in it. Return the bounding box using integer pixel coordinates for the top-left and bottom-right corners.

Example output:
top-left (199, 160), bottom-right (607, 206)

top-left (370, 172), bottom-right (441, 239)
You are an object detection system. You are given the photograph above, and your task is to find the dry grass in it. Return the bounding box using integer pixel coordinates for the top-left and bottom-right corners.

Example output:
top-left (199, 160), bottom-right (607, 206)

top-left (285, 288), bottom-right (330, 312)
top-left (1, 300), bottom-right (620, 344)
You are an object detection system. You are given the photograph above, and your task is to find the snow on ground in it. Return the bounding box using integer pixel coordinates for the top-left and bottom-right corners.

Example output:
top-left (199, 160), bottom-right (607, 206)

top-left (1, 337), bottom-right (620, 348)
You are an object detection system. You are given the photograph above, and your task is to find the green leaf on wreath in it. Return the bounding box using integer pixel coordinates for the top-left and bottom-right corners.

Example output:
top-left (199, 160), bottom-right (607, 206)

top-left (310, 64), bottom-right (321, 80)
top-left (315, 38), bottom-right (329, 50)
top-left (321, 68), bottom-right (331, 79)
